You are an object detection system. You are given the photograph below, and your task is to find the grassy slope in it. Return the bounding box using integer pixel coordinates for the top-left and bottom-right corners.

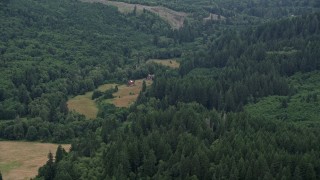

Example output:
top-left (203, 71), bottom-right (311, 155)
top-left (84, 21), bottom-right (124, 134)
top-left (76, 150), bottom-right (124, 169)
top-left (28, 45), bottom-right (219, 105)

top-left (67, 84), bottom-right (117, 119)
top-left (67, 91), bottom-right (98, 119)
top-left (245, 71), bottom-right (320, 123)
top-left (67, 80), bottom-right (152, 118)
top-left (111, 79), bottom-right (152, 107)
top-left (0, 141), bottom-right (70, 180)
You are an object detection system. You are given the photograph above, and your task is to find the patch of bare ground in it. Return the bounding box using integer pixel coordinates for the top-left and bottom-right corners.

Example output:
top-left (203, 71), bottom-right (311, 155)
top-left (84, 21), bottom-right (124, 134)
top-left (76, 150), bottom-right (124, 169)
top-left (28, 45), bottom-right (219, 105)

top-left (0, 141), bottom-right (70, 180)
top-left (147, 59), bottom-right (180, 69)
top-left (80, 0), bottom-right (188, 29)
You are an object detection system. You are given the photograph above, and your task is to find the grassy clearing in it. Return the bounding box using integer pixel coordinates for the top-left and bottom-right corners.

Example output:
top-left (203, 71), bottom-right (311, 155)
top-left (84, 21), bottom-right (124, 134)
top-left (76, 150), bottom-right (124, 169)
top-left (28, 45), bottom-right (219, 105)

top-left (67, 84), bottom-right (117, 119)
top-left (245, 71), bottom-right (320, 123)
top-left (147, 59), bottom-right (180, 69)
top-left (67, 80), bottom-right (152, 118)
top-left (111, 79), bottom-right (152, 107)
top-left (0, 141), bottom-right (70, 180)
top-left (80, 0), bottom-right (188, 29)
top-left (0, 161), bottom-right (22, 174)
top-left (97, 83), bottom-right (117, 92)
top-left (67, 91), bottom-right (97, 119)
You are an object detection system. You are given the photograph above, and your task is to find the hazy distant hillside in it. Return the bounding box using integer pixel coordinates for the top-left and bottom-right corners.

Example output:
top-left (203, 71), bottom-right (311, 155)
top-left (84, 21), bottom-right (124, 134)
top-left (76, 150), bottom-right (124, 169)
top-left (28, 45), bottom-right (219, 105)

top-left (111, 0), bottom-right (320, 20)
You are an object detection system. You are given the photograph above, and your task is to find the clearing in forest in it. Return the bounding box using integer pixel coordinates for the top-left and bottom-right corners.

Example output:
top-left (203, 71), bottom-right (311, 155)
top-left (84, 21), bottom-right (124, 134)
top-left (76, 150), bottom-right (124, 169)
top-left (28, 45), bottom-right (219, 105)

top-left (67, 91), bottom-right (98, 119)
top-left (147, 59), bottom-right (180, 69)
top-left (67, 83), bottom-right (117, 119)
top-left (0, 141), bottom-right (70, 180)
top-left (111, 79), bottom-right (152, 107)
top-left (67, 80), bottom-right (152, 118)
top-left (80, 0), bottom-right (188, 29)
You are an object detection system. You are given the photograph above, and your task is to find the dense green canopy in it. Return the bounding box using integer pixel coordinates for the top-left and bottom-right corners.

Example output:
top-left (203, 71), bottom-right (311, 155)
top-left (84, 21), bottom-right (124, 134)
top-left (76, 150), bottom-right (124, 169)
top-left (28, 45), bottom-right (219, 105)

top-left (0, 0), bottom-right (319, 179)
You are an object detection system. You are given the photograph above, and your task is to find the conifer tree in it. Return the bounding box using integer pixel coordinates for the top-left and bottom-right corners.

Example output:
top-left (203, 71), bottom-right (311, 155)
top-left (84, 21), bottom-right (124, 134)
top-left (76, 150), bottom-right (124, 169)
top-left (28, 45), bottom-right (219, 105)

top-left (142, 80), bottom-right (147, 92)
top-left (142, 150), bottom-right (157, 177)
top-left (55, 145), bottom-right (64, 163)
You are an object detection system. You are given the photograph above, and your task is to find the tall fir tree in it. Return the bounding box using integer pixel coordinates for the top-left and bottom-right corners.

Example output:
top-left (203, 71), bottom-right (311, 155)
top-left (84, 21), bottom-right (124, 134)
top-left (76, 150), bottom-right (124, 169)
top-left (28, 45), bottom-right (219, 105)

top-left (55, 145), bottom-right (65, 163)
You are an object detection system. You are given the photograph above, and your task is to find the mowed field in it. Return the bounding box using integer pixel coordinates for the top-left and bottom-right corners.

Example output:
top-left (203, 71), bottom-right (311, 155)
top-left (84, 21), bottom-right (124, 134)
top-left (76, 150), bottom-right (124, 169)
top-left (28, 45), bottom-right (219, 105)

top-left (0, 141), bottom-right (70, 180)
top-left (67, 83), bottom-right (116, 119)
top-left (67, 80), bottom-right (152, 118)
top-left (147, 59), bottom-right (180, 68)
top-left (80, 0), bottom-right (188, 29)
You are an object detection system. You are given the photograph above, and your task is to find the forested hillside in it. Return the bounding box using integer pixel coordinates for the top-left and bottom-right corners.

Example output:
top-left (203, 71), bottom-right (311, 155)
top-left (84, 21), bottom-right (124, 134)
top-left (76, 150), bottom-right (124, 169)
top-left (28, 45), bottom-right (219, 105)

top-left (0, 0), bottom-right (173, 142)
top-left (1, 0), bottom-right (320, 179)
top-left (34, 12), bottom-right (320, 179)
top-left (155, 13), bottom-right (320, 111)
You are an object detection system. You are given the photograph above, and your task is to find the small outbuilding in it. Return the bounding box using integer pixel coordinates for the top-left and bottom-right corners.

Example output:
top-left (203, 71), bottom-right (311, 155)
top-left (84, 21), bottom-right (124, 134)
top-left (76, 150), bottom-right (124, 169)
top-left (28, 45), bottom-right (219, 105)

top-left (127, 80), bottom-right (135, 86)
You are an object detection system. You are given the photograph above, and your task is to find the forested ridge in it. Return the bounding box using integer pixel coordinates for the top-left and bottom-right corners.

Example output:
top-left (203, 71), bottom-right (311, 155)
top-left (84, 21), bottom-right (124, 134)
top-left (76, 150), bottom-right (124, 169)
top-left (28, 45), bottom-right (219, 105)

top-left (0, 0), bottom-right (320, 179)
top-left (154, 13), bottom-right (320, 112)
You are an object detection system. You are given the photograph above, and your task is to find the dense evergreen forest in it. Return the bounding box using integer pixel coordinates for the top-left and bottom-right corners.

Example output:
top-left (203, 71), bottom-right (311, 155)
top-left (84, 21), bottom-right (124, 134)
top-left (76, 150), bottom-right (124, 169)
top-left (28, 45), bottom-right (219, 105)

top-left (0, 0), bottom-right (174, 142)
top-left (1, 0), bottom-right (320, 179)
